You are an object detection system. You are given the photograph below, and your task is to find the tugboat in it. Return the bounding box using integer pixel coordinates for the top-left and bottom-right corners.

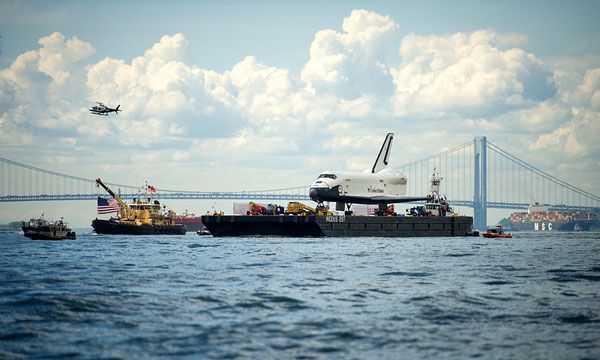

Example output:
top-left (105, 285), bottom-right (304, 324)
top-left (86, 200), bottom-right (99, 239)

top-left (92, 178), bottom-right (186, 235)
top-left (482, 225), bottom-right (512, 239)
top-left (424, 170), bottom-right (453, 217)
top-left (22, 216), bottom-right (76, 240)
top-left (406, 169), bottom-right (454, 218)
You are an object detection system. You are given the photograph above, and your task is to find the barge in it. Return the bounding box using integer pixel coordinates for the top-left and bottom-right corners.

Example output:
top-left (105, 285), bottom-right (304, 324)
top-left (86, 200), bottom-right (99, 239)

top-left (201, 214), bottom-right (473, 237)
top-left (203, 169), bottom-right (473, 237)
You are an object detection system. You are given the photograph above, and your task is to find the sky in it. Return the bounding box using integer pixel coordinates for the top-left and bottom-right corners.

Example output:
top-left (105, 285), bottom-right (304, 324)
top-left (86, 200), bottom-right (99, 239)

top-left (0, 0), bottom-right (599, 227)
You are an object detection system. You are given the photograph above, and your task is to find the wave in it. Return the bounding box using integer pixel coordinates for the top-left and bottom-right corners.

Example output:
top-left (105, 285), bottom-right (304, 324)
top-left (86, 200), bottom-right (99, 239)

top-left (380, 271), bottom-right (432, 277)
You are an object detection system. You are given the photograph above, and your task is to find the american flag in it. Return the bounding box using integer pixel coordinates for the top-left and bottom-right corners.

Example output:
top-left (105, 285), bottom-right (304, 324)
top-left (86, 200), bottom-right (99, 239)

top-left (97, 197), bottom-right (121, 214)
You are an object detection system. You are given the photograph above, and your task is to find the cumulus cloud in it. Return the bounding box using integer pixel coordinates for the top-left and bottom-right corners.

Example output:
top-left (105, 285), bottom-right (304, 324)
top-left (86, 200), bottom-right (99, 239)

top-left (301, 9), bottom-right (398, 99)
top-left (497, 101), bottom-right (571, 133)
top-left (530, 70), bottom-right (600, 160)
top-left (85, 33), bottom-right (242, 142)
top-left (0, 32), bottom-right (94, 146)
top-left (568, 68), bottom-right (600, 109)
top-left (391, 30), bottom-right (556, 118)
top-left (509, 68), bottom-right (598, 198)
top-left (207, 51), bottom-right (387, 136)
top-left (143, 33), bottom-right (191, 65)
top-left (530, 108), bottom-right (599, 161)
top-left (37, 32), bottom-right (94, 84)
top-left (209, 56), bottom-right (295, 126)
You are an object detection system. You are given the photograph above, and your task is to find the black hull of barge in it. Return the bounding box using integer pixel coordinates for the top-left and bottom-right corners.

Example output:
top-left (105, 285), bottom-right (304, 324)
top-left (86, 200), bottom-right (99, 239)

top-left (201, 215), bottom-right (473, 237)
top-left (92, 219), bottom-right (186, 235)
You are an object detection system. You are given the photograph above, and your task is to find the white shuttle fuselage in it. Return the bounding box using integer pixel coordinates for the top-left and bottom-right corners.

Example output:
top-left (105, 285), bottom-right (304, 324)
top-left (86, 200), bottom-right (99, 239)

top-left (310, 169), bottom-right (408, 204)
top-left (309, 133), bottom-right (428, 206)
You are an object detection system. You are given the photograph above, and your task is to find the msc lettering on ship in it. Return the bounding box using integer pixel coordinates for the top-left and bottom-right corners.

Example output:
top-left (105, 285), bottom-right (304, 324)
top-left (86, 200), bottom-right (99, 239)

top-left (534, 222), bottom-right (553, 231)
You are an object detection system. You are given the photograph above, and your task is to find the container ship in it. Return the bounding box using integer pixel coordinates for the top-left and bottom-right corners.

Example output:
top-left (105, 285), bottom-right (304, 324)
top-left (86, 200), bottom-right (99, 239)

top-left (498, 203), bottom-right (598, 232)
top-left (92, 178), bottom-right (186, 235)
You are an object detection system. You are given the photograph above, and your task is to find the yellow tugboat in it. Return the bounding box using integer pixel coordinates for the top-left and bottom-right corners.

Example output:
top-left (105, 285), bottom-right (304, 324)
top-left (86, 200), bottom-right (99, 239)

top-left (91, 178), bottom-right (186, 235)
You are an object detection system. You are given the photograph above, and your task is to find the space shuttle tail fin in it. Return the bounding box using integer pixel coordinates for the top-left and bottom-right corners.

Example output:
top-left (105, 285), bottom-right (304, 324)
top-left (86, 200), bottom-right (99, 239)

top-left (371, 133), bottom-right (394, 173)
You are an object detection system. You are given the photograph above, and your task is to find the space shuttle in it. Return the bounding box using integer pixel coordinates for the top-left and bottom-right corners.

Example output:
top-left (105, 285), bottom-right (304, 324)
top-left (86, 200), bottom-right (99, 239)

top-left (309, 133), bottom-right (429, 211)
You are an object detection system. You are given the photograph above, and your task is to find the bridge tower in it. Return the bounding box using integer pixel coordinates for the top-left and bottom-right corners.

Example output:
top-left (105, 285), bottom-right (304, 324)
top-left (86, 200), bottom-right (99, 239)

top-left (473, 136), bottom-right (487, 230)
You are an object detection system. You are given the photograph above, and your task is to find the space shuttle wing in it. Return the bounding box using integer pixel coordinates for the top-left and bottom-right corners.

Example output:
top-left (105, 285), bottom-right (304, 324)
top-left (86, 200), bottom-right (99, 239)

top-left (335, 194), bottom-right (430, 204)
top-left (369, 195), bottom-right (430, 203)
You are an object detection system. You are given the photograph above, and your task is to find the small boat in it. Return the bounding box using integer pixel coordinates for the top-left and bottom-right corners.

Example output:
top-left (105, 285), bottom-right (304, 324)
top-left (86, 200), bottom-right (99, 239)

top-left (482, 225), bottom-right (512, 238)
top-left (465, 229), bottom-right (480, 237)
top-left (196, 226), bottom-right (211, 236)
top-left (22, 216), bottom-right (76, 240)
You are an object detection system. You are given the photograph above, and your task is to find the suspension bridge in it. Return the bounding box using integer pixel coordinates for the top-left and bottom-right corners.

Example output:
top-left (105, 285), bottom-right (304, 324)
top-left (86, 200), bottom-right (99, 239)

top-left (1, 136), bottom-right (599, 229)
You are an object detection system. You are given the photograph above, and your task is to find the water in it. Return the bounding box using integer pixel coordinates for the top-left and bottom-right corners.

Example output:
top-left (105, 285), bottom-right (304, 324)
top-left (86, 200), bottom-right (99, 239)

top-left (1, 231), bottom-right (599, 359)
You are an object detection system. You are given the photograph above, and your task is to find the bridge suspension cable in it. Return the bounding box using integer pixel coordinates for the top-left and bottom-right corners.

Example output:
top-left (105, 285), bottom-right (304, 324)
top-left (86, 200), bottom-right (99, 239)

top-left (487, 142), bottom-right (599, 203)
top-left (0, 157), bottom-right (310, 201)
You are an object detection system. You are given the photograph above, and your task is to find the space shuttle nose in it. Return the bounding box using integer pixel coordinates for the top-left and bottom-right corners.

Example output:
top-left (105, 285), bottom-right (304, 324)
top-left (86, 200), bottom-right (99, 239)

top-left (309, 188), bottom-right (318, 199)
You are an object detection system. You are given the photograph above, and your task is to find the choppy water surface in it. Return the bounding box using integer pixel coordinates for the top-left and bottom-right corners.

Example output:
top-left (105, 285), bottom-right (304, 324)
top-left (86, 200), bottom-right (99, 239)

top-left (1, 231), bottom-right (599, 359)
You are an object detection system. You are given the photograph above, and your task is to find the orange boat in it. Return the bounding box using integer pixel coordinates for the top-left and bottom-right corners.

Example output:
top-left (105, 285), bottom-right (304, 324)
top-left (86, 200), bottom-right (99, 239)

top-left (482, 226), bottom-right (512, 238)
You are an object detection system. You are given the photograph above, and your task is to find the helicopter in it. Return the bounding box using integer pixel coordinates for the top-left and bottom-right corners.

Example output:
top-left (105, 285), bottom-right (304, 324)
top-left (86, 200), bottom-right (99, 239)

top-left (89, 102), bottom-right (121, 116)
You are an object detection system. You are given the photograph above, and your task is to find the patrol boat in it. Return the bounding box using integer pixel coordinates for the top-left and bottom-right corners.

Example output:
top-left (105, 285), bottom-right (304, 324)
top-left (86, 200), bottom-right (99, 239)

top-left (22, 216), bottom-right (76, 240)
top-left (482, 225), bottom-right (512, 238)
top-left (92, 178), bottom-right (186, 235)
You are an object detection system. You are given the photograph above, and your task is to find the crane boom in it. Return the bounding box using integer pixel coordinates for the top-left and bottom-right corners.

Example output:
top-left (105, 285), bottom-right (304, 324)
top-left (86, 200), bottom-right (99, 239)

top-left (95, 178), bottom-right (128, 210)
